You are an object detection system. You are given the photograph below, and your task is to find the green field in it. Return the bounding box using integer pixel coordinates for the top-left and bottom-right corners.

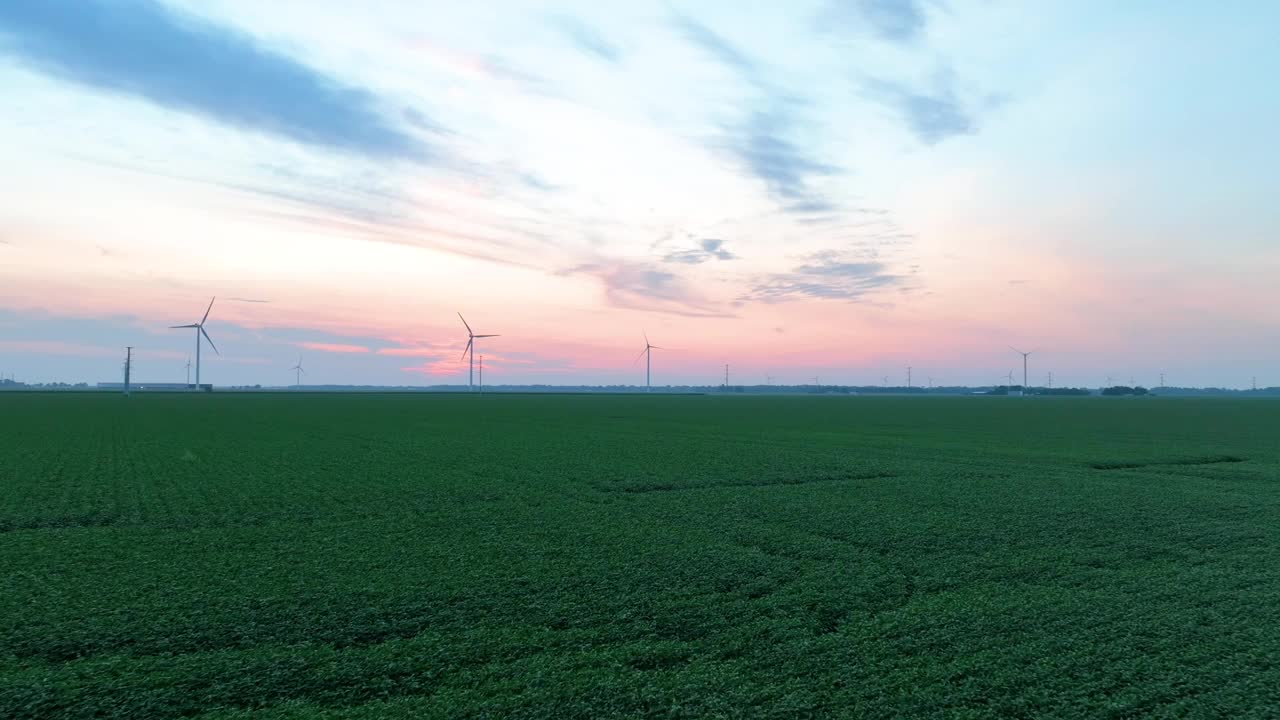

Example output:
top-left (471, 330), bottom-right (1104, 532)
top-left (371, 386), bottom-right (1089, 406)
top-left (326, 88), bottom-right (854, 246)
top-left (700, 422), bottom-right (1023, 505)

top-left (3, 394), bottom-right (1279, 718)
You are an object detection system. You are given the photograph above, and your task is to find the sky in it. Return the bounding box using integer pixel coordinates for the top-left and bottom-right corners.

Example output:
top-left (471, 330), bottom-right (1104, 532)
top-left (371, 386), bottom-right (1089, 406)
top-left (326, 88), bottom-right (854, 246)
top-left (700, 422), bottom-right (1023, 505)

top-left (1, 0), bottom-right (1278, 388)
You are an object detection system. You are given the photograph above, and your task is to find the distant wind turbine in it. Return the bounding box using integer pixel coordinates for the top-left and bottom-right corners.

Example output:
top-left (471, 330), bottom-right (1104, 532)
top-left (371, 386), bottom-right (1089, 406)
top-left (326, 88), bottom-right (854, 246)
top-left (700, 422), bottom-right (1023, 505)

top-left (1010, 347), bottom-right (1034, 389)
top-left (185, 356), bottom-right (191, 385)
top-left (634, 332), bottom-right (663, 392)
top-left (458, 313), bottom-right (498, 392)
top-left (169, 297), bottom-right (218, 385)
top-left (290, 356), bottom-right (306, 390)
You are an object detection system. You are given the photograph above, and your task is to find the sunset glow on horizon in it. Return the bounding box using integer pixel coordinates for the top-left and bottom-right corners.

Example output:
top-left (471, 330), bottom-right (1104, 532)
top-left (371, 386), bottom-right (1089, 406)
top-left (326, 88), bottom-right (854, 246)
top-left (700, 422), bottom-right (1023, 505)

top-left (2, 1), bottom-right (1278, 388)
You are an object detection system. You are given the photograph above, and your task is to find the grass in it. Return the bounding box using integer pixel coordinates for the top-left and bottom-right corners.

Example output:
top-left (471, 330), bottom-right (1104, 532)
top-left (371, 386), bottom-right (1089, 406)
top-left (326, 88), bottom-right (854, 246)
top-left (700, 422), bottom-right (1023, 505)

top-left (2, 393), bottom-right (1279, 718)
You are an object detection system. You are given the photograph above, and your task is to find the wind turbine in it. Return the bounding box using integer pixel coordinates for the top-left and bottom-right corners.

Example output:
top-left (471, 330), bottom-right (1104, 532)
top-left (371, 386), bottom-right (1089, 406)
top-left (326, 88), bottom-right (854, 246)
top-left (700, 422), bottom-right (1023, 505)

top-left (170, 297), bottom-right (218, 385)
top-left (290, 356), bottom-right (306, 390)
top-left (1005, 369), bottom-right (1015, 386)
top-left (458, 313), bottom-right (498, 392)
top-left (185, 356), bottom-right (192, 385)
top-left (1010, 347), bottom-right (1034, 389)
top-left (634, 332), bottom-right (663, 392)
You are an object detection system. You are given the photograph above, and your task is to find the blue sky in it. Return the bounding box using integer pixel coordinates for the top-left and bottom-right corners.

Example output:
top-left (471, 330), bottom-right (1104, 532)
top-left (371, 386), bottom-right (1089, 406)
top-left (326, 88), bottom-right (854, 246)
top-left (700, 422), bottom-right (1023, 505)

top-left (1, 0), bottom-right (1278, 387)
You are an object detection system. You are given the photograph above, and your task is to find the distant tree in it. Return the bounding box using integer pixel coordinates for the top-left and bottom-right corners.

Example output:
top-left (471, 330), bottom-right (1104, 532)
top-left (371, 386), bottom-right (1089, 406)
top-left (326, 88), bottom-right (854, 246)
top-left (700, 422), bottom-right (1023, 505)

top-left (1102, 386), bottom-right (1149, 396)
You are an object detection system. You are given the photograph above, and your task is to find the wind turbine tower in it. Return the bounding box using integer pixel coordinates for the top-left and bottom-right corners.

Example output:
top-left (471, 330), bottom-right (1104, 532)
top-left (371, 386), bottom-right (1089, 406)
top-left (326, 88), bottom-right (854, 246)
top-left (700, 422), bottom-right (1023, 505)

top-left (634, 333), bottom-right (663, 392)
top-left (290, 356), bottom-right (306, 390)
top-left (185, 356), bottom-right (192, 385)
top-left (1010, 347), bottom-right (1034, 389)
top-left (170, 297), bottom-right (219, 385)
top-left (479, 355), bottom-right (484, 394)
top-left (458, 313), bottom-right (499, 392)
top-left (907, 366), bottom-right (912, 388)
top-left (124, 346), bottom-right (133, 396)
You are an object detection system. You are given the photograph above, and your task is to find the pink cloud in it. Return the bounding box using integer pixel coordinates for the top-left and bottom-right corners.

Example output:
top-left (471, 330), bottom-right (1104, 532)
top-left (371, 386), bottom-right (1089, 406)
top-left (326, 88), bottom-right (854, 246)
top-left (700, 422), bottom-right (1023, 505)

top-left (377, 346), bottom-right (447, 357)
top-left (299, 342), bottom-right (370, 354)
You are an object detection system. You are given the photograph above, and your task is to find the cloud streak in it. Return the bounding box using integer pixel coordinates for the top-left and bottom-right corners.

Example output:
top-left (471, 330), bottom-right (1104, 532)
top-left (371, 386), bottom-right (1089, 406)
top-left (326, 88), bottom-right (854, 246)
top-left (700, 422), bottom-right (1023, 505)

top-left (745, 251), bottom-right (908, 302)
top-left (663, 238), bottom-right (738, 265)
top-left (673, 15), bottom-right (758, 80)
top-left (567, 261), bottom-right (731, 317)
top-left (0, 0), bottom-right (431, 160)
top-left (549, 15), bottom-right (622, 63)
top-left (299, 342), bottom-right (371, 354)
top-left (725, 109), bottom-right (836, 210)
top-left (673, 16), bottom-right (837, 213)
top-left (825, 0), bottom-right (931, 44)
top-left (867, 78), bottom-right (976, 145)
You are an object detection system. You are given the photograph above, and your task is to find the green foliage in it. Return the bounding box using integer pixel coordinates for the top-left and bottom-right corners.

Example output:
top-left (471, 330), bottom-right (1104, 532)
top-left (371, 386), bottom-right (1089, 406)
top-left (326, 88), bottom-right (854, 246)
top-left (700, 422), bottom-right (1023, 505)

top-left (2, 394), bottom-right (1280, 718)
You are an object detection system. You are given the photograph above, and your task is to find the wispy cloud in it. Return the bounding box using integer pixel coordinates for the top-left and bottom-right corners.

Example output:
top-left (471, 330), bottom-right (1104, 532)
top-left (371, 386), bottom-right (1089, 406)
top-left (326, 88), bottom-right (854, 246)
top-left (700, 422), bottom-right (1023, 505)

top-left (0, 0), bottom-right (431, 160)
top-left (672, 15), bottom-right (759, 80)
top-left (822, 0), bottom-right (932, 44)
top-left (866, 77), bottom-right (976, 145)
top-left (663, 238), bottom-right (737, 264)
top-left (672, 16), bottom-right (837, 213)
top-left (744, 251), bottom-right (910, 302)
top-left (549, 15), bottom-right (621, 63)
top-left (567, 261), bottom-right (731, 317)
top-left (724, 109), bottom-right (836, 210)
top-left (377, 347), bottom-right (445, 358)
top-left (299, 342), bottom-right (370, 354)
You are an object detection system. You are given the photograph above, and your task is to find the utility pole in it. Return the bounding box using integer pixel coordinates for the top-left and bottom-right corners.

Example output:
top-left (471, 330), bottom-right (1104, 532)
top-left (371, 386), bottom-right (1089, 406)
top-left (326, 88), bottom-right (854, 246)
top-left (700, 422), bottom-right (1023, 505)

top-left (124, 346), bottom-right (133, 396)
top-left (1160, 372), bottom-right (1165, 388)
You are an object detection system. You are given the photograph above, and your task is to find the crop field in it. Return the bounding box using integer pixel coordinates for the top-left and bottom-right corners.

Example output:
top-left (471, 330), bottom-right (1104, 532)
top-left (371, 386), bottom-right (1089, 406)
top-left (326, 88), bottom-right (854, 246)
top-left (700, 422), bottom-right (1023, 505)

top-left (2, 393), bottom-right (1280, 718)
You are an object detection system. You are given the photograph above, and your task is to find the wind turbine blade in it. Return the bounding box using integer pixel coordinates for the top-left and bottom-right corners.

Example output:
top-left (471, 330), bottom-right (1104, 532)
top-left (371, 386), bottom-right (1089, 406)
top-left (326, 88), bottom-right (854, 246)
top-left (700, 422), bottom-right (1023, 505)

top-left (201, 327), bottom-right (220, 355)
top-left (457, 312), bottom-right (473, 334)
top-left (460, 337), bottom-right (472, 361)
top-left (649, 345), bottom-right (664, 350)
top-left (632, 347), bottom-right (648, 365)
top-left (170, 324), bottom-right (199, 329)
top-left (643, 330), bottom-right (649, 346)
top-left (474, 334), bottom-right (500, 338)
top-left (201, 297), bottom-right (216, 325)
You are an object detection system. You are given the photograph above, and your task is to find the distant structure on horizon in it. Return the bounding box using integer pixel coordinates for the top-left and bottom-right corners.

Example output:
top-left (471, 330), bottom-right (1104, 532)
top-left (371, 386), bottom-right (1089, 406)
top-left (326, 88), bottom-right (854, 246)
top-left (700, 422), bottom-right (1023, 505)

top-left (169, 297), bottom-right (219, 385)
